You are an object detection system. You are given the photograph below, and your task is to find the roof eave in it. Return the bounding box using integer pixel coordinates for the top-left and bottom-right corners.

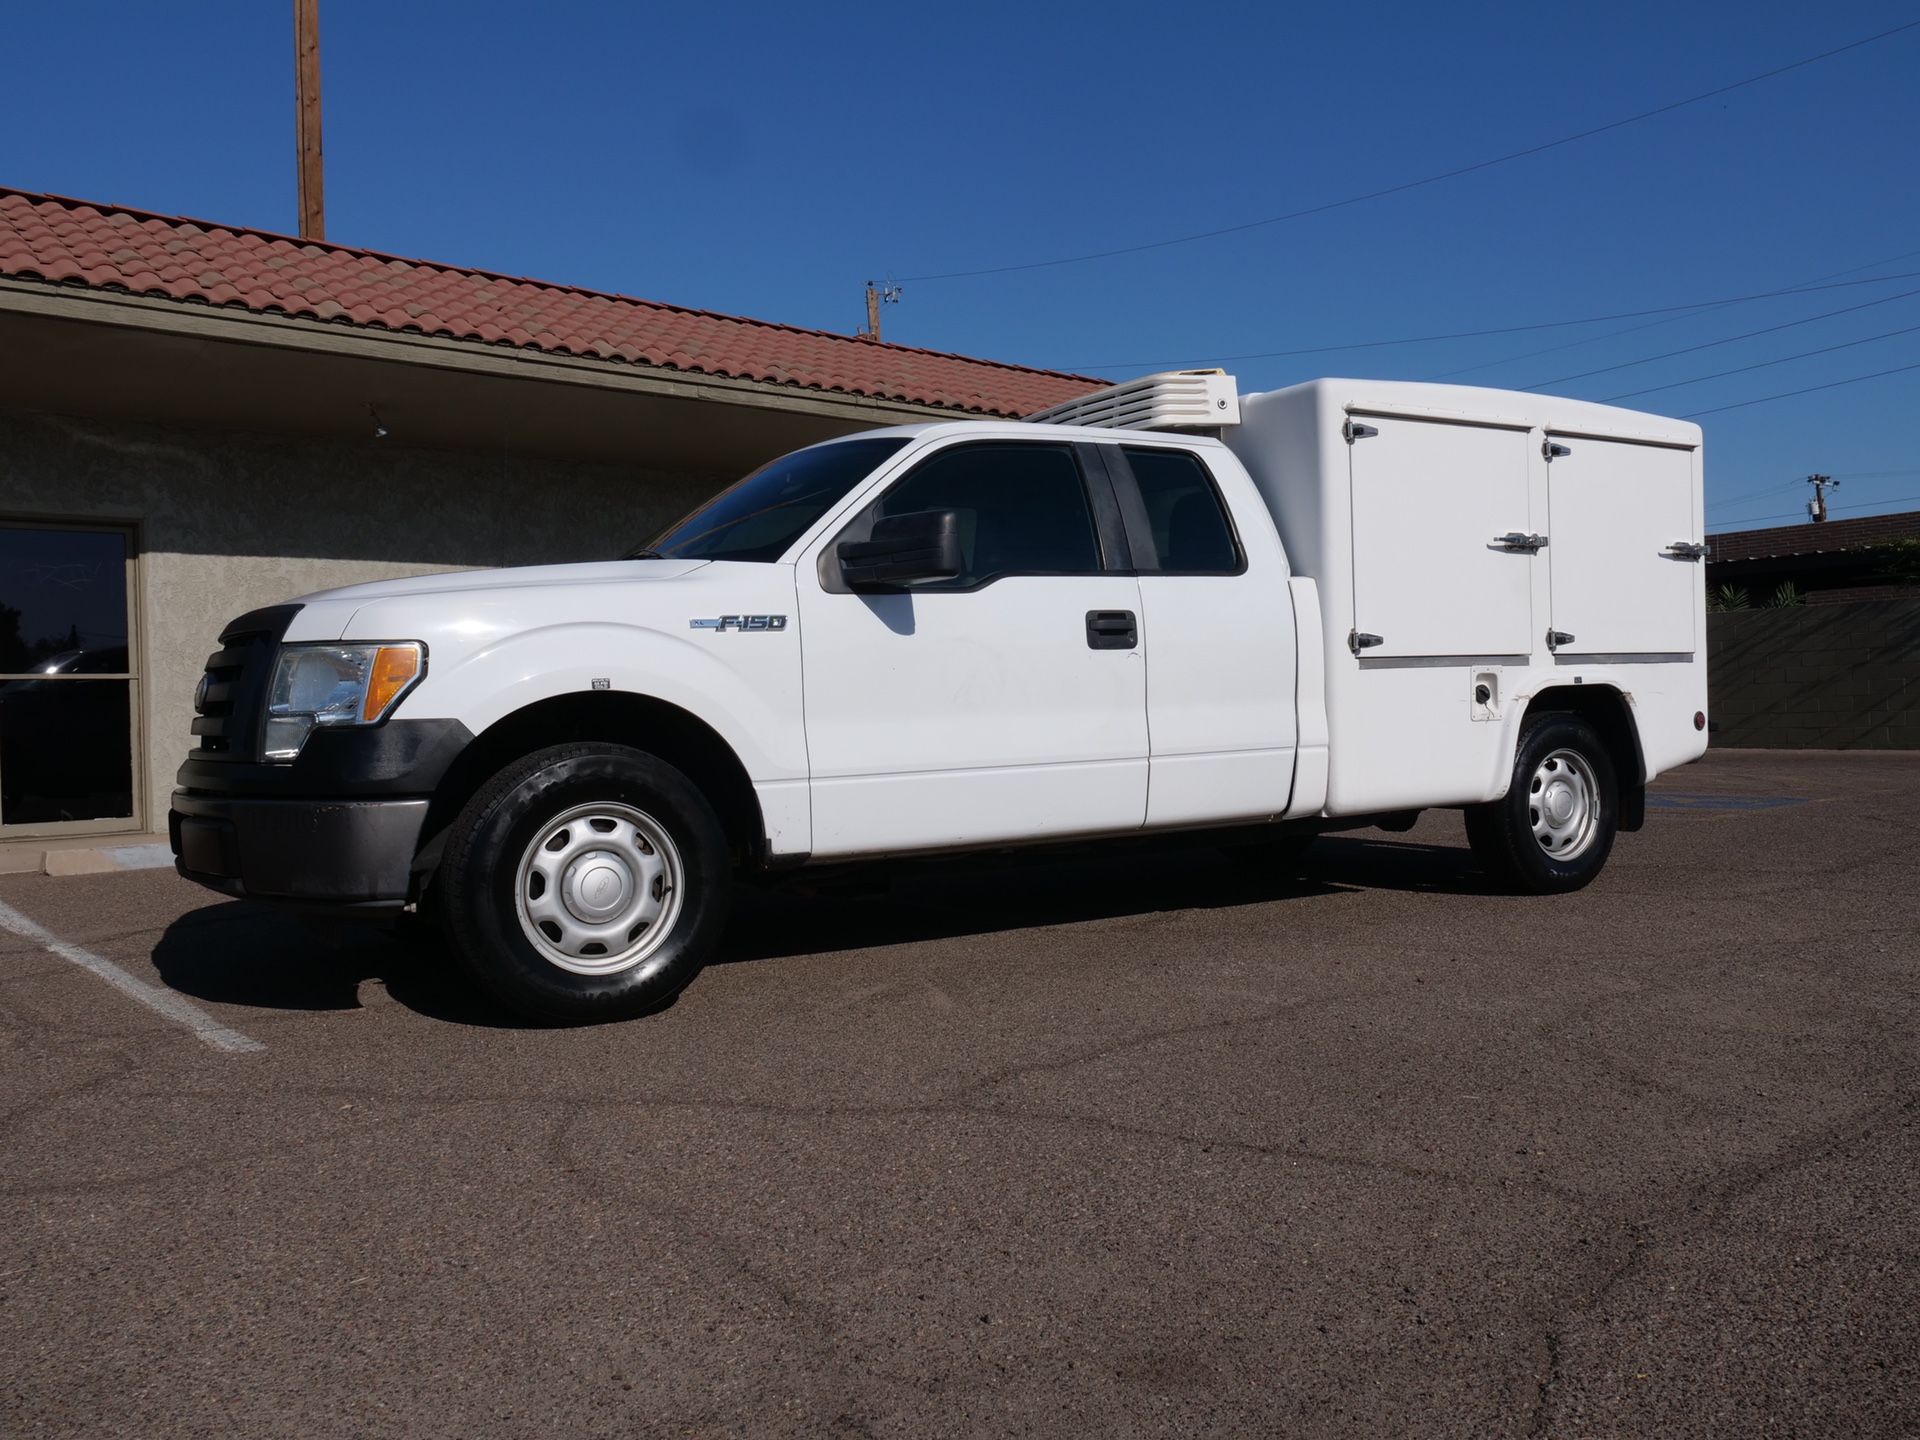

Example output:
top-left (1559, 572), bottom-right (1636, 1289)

top-left (0, 274), bottom-right (1017, 424)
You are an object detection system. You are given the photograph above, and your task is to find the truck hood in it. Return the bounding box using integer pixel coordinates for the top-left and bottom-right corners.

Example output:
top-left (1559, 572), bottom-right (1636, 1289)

top-left (283, 559), bottom-right (712, 642)
top-left (296, 558), bottom-right (710, 606)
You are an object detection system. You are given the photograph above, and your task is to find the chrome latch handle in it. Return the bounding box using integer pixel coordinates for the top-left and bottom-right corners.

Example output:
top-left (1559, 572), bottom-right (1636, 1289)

top-left (1494, 532), bottom-right (1548, 552)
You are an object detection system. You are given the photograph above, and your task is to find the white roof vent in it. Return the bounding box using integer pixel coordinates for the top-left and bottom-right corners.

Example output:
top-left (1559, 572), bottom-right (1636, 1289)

top-left (1027, 369), bottom-right (1240, 431)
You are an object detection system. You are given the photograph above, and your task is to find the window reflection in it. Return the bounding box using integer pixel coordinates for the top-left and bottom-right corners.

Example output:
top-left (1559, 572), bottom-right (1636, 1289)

top-left (0, 525), bottom-right (136, 827)
top-left (0, 527), bottom-right (129, 675)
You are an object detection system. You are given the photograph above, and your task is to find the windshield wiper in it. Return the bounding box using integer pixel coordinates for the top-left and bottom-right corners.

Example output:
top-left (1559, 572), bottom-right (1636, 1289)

top-left (624, 547), bottom-right (667, 560)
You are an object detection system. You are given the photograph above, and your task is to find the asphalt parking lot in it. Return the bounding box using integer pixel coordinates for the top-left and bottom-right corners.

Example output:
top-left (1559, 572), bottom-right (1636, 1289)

top-left (2, 748), bottom-right (1915, 1438)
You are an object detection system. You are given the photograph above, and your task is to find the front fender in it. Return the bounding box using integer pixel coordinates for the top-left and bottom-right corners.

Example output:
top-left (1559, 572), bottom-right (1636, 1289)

top-left (403, 622), bottom-right (806, 783)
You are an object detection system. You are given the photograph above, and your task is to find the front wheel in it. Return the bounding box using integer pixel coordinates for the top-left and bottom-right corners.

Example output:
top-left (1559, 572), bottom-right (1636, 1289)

top-left (438, 743), bottom-right (731, 1023)
top-left (1465, 713), bottom-right (1618, 894)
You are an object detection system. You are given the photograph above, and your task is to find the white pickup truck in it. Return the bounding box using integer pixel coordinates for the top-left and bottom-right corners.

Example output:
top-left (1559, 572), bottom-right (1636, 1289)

top-left (171, 373), bottom-right (1709, 1021)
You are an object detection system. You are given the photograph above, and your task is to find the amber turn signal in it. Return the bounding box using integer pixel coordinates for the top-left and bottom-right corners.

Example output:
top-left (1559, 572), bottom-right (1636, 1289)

top-left (362, 644), bottom-right (423, 722)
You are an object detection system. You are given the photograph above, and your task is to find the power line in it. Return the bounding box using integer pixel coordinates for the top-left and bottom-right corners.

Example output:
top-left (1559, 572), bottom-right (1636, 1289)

top-left (1431, 246), bottom-right (1920, 381)
top-left (1523, 286), bottom-right (1920, 390)
top-left (1708, 478), bottom-right (1808, 509)
top-left (896, 20), bottom-right (1920, 283)
top-left (1682, 358), bottom-right (1920, 417)
top-left (1711, 493), bottom-right (1920, 528)
top-left (1060, 268), bottom-right (1920, 372)
top-left (1710, 468), bottom-right (1920, 515)
top-left (1601, 319), bottom-right (1920, 401)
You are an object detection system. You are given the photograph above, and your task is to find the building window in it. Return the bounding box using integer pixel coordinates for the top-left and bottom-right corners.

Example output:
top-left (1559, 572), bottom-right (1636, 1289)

top-left (0, 522), bottom-right (139, 834)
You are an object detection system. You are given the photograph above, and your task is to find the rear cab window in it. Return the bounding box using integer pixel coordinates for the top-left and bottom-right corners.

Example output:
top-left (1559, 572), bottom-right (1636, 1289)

top-left (1118, 446), bottom-right (1243, 575)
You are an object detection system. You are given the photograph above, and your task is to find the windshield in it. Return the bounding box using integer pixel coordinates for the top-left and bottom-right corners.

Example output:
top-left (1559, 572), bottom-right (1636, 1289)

top-left (636, 437), bottom-right (910, 563)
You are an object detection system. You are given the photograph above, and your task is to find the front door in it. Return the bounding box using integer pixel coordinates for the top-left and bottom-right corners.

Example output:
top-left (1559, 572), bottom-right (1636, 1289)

top-left (798, 440), bottom-right (1148, 857)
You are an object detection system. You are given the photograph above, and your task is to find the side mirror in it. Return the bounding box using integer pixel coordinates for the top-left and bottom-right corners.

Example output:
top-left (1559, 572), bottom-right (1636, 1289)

top-left (837, 509), bottom-right (964, 590)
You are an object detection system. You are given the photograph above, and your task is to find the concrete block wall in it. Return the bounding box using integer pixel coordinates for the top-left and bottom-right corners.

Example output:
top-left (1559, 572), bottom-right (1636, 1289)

top-left (1707, 601), bottom-right (1920, 748)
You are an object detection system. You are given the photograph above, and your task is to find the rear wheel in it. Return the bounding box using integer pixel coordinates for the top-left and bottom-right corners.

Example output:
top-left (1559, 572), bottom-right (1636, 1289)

top-left (439, 743), bottom-right (730, 1022)
top-left (1466, 713), bottom-right (1618, 894)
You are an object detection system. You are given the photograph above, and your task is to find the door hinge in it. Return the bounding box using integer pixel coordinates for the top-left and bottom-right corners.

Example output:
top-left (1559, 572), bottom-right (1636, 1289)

top-left (1546, 629), bottom-right (1576, 651)
top-left (1493, 531), bottom-right (1548, 553)
top-left (1349, 630), bottom-right (1384, 653)
top-left (1543, 440), bottom-right (1571, 461)
top-left (1343, 420), bottom-right (1379, 443)
top-left (1664, 540), bottom-right (1709, 560)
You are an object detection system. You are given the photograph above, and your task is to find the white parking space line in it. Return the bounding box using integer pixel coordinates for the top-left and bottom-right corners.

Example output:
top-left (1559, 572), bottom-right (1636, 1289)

top-left (0, 898), bottom-right (265, 1054)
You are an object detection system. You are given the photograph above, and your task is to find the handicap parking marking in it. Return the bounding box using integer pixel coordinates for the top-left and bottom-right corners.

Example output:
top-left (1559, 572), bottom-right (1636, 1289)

top-left (1645, 793), bottom-right (1810, 811)
top-left (0, 896), bottom-right (264, 1054)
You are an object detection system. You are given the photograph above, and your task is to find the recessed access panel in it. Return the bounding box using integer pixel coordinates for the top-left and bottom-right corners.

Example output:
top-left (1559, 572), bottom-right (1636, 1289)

top-left (1546, 436), bottom-right (1698, 655)
top-left (1349, 415), bottom-right (1534, 658)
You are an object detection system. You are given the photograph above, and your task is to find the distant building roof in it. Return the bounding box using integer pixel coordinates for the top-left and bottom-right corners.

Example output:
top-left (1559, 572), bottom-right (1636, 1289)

top-left (1707, 510), bottom-right (1920, 565)
top-left (0, 187), bottom-right (1103, 419)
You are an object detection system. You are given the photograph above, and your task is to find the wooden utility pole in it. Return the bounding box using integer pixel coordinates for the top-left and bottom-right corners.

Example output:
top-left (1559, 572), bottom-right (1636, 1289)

top-left (859, 281), bottom-right (900, 341)
top-left (1807, 473), bottom-right (1836, 522)
top-left (294, 0), bottom-right (325, 239)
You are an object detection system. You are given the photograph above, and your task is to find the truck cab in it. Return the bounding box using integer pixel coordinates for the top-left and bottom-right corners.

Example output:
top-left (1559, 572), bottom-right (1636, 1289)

top-left (172, 373), bottom-right (1708, 1022)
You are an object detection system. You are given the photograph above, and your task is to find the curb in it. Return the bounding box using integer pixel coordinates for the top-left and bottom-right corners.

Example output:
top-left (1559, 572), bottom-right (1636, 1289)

top-left (7, 842), bottom-right (176, 878)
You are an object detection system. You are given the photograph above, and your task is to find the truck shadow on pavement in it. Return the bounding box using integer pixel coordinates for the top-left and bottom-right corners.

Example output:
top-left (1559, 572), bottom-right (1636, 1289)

top-left (150, 833), bottom-right (1489, 1025)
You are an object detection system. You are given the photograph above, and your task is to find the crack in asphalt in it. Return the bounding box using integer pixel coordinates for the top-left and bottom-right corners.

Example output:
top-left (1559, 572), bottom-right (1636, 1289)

top-left (1521, 1084), bottom-right (1920, 1438)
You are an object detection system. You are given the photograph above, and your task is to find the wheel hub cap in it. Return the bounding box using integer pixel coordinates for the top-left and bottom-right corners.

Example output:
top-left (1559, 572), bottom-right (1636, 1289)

top-left (513, 803), bottom-right (684, 977)
top-left (1528, 749), bottom-right (1600, 861)
top-left (563, 852), bottom-right (635, 922)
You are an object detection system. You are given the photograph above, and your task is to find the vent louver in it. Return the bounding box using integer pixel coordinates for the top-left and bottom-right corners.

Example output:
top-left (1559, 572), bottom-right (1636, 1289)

top-left (1026, 369), bottom-right (1241, 431)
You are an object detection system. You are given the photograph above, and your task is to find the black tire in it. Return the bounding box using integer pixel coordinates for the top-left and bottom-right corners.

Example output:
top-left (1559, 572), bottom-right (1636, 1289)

top-left (438, 743), bottom-right (730, 1023)
top-left (1465, 712), bottom-right (1618, 895)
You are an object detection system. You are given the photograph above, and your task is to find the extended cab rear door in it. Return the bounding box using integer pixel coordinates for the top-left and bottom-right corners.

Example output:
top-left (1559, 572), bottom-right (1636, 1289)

top-left (1100, 441), bottom-right (1299, 827)
top-left (795, 438), bottom-right (1148, 857)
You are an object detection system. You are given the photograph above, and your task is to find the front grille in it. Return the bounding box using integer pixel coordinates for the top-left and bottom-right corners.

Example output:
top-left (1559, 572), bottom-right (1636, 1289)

top-left (189, 605), bottom-right (302, 760)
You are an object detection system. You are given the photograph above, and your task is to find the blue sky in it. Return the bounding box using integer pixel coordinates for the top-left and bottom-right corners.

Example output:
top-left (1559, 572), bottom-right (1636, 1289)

top-left (3, 1), bottom-right (1918, 530)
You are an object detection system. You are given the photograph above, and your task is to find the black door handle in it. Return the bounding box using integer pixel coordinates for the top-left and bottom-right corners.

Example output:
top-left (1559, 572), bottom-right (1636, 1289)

top-left (1086, 610), bottom-right (1137, 650)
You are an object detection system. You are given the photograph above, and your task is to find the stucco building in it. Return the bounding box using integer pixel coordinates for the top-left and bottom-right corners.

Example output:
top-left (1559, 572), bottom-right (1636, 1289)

top-left (0, 187), bottom-right (1099, 840)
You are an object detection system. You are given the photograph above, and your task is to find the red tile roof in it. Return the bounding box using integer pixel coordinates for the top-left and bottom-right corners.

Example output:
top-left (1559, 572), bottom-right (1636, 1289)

top-left (0, 188), bottom-right (1104, 418)
top-left (1707, 510), bottom-right (1920, 564)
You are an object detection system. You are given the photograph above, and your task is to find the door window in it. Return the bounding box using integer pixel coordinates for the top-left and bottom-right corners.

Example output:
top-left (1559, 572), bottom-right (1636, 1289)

top-left (869, 442), bottom-right (1100, 588)
top-left (1120, 447), bottom-right (1242, 574)
top-left (0, 523), bottom-right (138, 832)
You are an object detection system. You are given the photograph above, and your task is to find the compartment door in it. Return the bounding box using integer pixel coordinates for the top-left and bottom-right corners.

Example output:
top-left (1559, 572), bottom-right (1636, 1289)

top-left (1546, 437), bottom-right (1698, 655)
top-left (1349, 416), bottom-right (1534, 658)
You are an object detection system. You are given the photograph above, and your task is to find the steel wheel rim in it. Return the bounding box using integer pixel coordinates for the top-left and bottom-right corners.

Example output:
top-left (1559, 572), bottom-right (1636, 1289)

top-left (513, 802), bottom-right (684, 977)
top-left (1528, 748), bottom-right (1600, 861)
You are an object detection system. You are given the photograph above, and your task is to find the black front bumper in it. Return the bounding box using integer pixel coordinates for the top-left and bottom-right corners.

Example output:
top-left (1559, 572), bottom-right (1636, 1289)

top-left (170, 792), bottom-right (430, 910)
top-left (169, 717), bottom-right (472, 912)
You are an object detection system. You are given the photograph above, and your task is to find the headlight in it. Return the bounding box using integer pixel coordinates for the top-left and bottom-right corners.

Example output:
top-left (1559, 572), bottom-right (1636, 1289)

top-left (263, 642), bottom-right (424, 761)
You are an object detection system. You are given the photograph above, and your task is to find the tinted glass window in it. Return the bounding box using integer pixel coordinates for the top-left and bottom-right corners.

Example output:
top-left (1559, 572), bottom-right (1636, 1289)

top-left (877, 443), bottom-right (1098, 586)
top-left (0, 523), bottom-right (136, 825)
top-left (645, 437), bottom-right (909, 563)
top-left (1124, 447), bottom-right (1240, 575)
top-left (0, 678), bottom-right (133, 824)
top-left (0, 526), bottom-right (129, 673)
